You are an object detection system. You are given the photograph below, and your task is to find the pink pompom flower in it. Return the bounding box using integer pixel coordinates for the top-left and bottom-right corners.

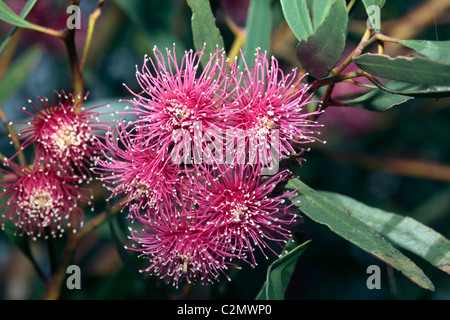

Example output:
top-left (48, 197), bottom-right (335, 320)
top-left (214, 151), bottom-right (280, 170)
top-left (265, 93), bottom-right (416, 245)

top-left (123, 45), bottom-right (233, 156)
top-left (127, 204), bottom-right (237, 288)
top-left (227, 49), bottom-right (324, 159)
top-left (11, 91), bottom-right (107, 178)
top-left (0, 163), bottom-right (92, 240)
top-left (105, 46), bottom-right (321, 287)
top-left (94, 123), bottom-right (193, 216)
top-left (195, 161), bottom-right (299, 267)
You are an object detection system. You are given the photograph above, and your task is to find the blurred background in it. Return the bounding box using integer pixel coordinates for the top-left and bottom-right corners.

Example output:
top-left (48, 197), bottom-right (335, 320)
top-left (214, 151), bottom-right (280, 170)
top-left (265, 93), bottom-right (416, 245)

top-left (0, 0), bottom-right (449, 300)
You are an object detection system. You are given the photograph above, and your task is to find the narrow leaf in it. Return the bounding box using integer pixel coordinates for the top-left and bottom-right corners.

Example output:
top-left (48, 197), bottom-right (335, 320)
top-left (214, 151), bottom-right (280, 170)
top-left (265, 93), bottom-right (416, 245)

top-left (370, 80), bottom-right (450, 98)
top-left (239, 0), bottom-right (272, 69)
top-left (320, 191), bottom-right (450, 275)
top-left (186, 0), bottom-right (225, 68)
top-left (295, 0), bottom-right (348, 78)
top-left (399, 39), bottom-right (450, 64)
top-left (280, 0), bottom-right (313, 41)
top-left (287, 178), bottom-right (435, 291)
top-left (0, 0), bottom-right (42, 31)
top-left (339, 87), bottom-right (414, 112)
top-left (354, 53), bottom-right (450, 86)
top-left (0, 0), bottom-right (38, 53)
top-left (310, 0), bottom-right (335, 30)
top-left (257, 240), bottom-right (312, 300)
top-left (255, 282), bottom-right (267, 300)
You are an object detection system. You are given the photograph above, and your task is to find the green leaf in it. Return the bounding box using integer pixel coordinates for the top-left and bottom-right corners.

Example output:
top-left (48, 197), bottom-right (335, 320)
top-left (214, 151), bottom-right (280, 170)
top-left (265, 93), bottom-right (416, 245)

top-left (0, 0), bottom-right (44, 31)
top-left (295, 0), bottom-right (348, 78)
top-left (320, 191), bottom-right (450, 276)
top-left (309, 0), bottom-right (335, 30)
top-left (186, 0), bottom-right (225, 68)
top-left (362, 0), bottom-right (385, 31)
top-left (255, 282), bottom-right (267, 300)
top-left (0, 0), bottom-right (38, 53)
top-left (371, 80), bottom-right (450, 98)
top-left (338, 87), bottom-right (414, 112)
top-left (256, 240), bottom-right (312, 300)
top-left (239, 0), bottom-right (272, 69)
top-left (280, 0), bottom-right (313, 41)
top-left (353, 53), bottom-right (450, 86)
top-left (0, 47), bottom-right (42, 105)
top-left (399, 39), bottom-right (450, 64)
top-left (287, 178), bottom-right (435, 291)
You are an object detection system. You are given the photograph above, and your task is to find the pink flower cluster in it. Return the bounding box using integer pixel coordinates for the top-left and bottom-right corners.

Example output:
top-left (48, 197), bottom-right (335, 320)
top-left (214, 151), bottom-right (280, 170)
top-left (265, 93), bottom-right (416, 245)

top-left (95, 46), bottom-right (323, 287)
top-left (0, 91), bottom-right (106, 240)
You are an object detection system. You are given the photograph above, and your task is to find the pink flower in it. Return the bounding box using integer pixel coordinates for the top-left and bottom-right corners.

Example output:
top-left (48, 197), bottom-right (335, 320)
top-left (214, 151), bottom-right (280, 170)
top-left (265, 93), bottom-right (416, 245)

top-left (123, 45), bottom-right (233, 154)
top-left (0, 163), bottom-right (91, 240)
top-left (94, 124), bottom-right (192, 215)
top-left (12, 91), bottom-right (107, 178)
top-left (195, 161), bottom-right (299, 266)
top-left (107, 47), bottom-right (319, 286)
top-left (227, 49), bottom-right (323, 159)
top-left (127, 205), bottom-right (236, 288)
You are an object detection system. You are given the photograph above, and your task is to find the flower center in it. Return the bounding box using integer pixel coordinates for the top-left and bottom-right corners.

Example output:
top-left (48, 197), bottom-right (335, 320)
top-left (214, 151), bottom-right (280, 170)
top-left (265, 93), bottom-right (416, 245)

top-left (252, 115), bottom-right (278, 137)
top-left (132, 180), bottom-right (150, 200)
top-left (229, 203), bottom-right (248, 222)
top-left (165, 98), bottom-right (192, 128)
top-left (49, 122), bottom-right (82, 155)
top-left (21, 189), bottom-right (55, 226)
top-left (181, 255), bottom-right (191, 274)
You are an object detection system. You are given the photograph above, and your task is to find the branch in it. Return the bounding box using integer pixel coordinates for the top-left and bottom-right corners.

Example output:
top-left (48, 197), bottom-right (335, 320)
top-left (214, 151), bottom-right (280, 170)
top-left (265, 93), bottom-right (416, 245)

top-left (61, 0), bottom-right (83, 108)
top-left (44, 199), bottom-right (124, 300)
top-left (330, 151), bottom-right (450, 183)
top-left (224, 14), bottom-right (246, 63)
top-left (80, 0), bottom-right (105, 71)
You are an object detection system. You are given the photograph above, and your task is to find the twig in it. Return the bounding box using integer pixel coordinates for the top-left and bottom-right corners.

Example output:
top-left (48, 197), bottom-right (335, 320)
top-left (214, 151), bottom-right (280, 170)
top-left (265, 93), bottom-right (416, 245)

top-left (329, 151), bottom-right (450, 183)
top-left (224, 14), bottom-right (246, 63)
top-left (44, 199), bottom-right (124, 300)
top-left (80, 0), bottom-right (105, 71)
top-left (332, 28), bottom-right (372, 76)
top-left (62, 29), bottom-right (84, 107)
top-left (61, 0), bottom-right (83, 108)
top-left (46, 233), bottom-right (58, 276)
top-left (30, 25), bottom-right (65, 39)
top-left (347, 0), bottom-right (357, 12)
top-left (311, 70), bottom-right (366, 89)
